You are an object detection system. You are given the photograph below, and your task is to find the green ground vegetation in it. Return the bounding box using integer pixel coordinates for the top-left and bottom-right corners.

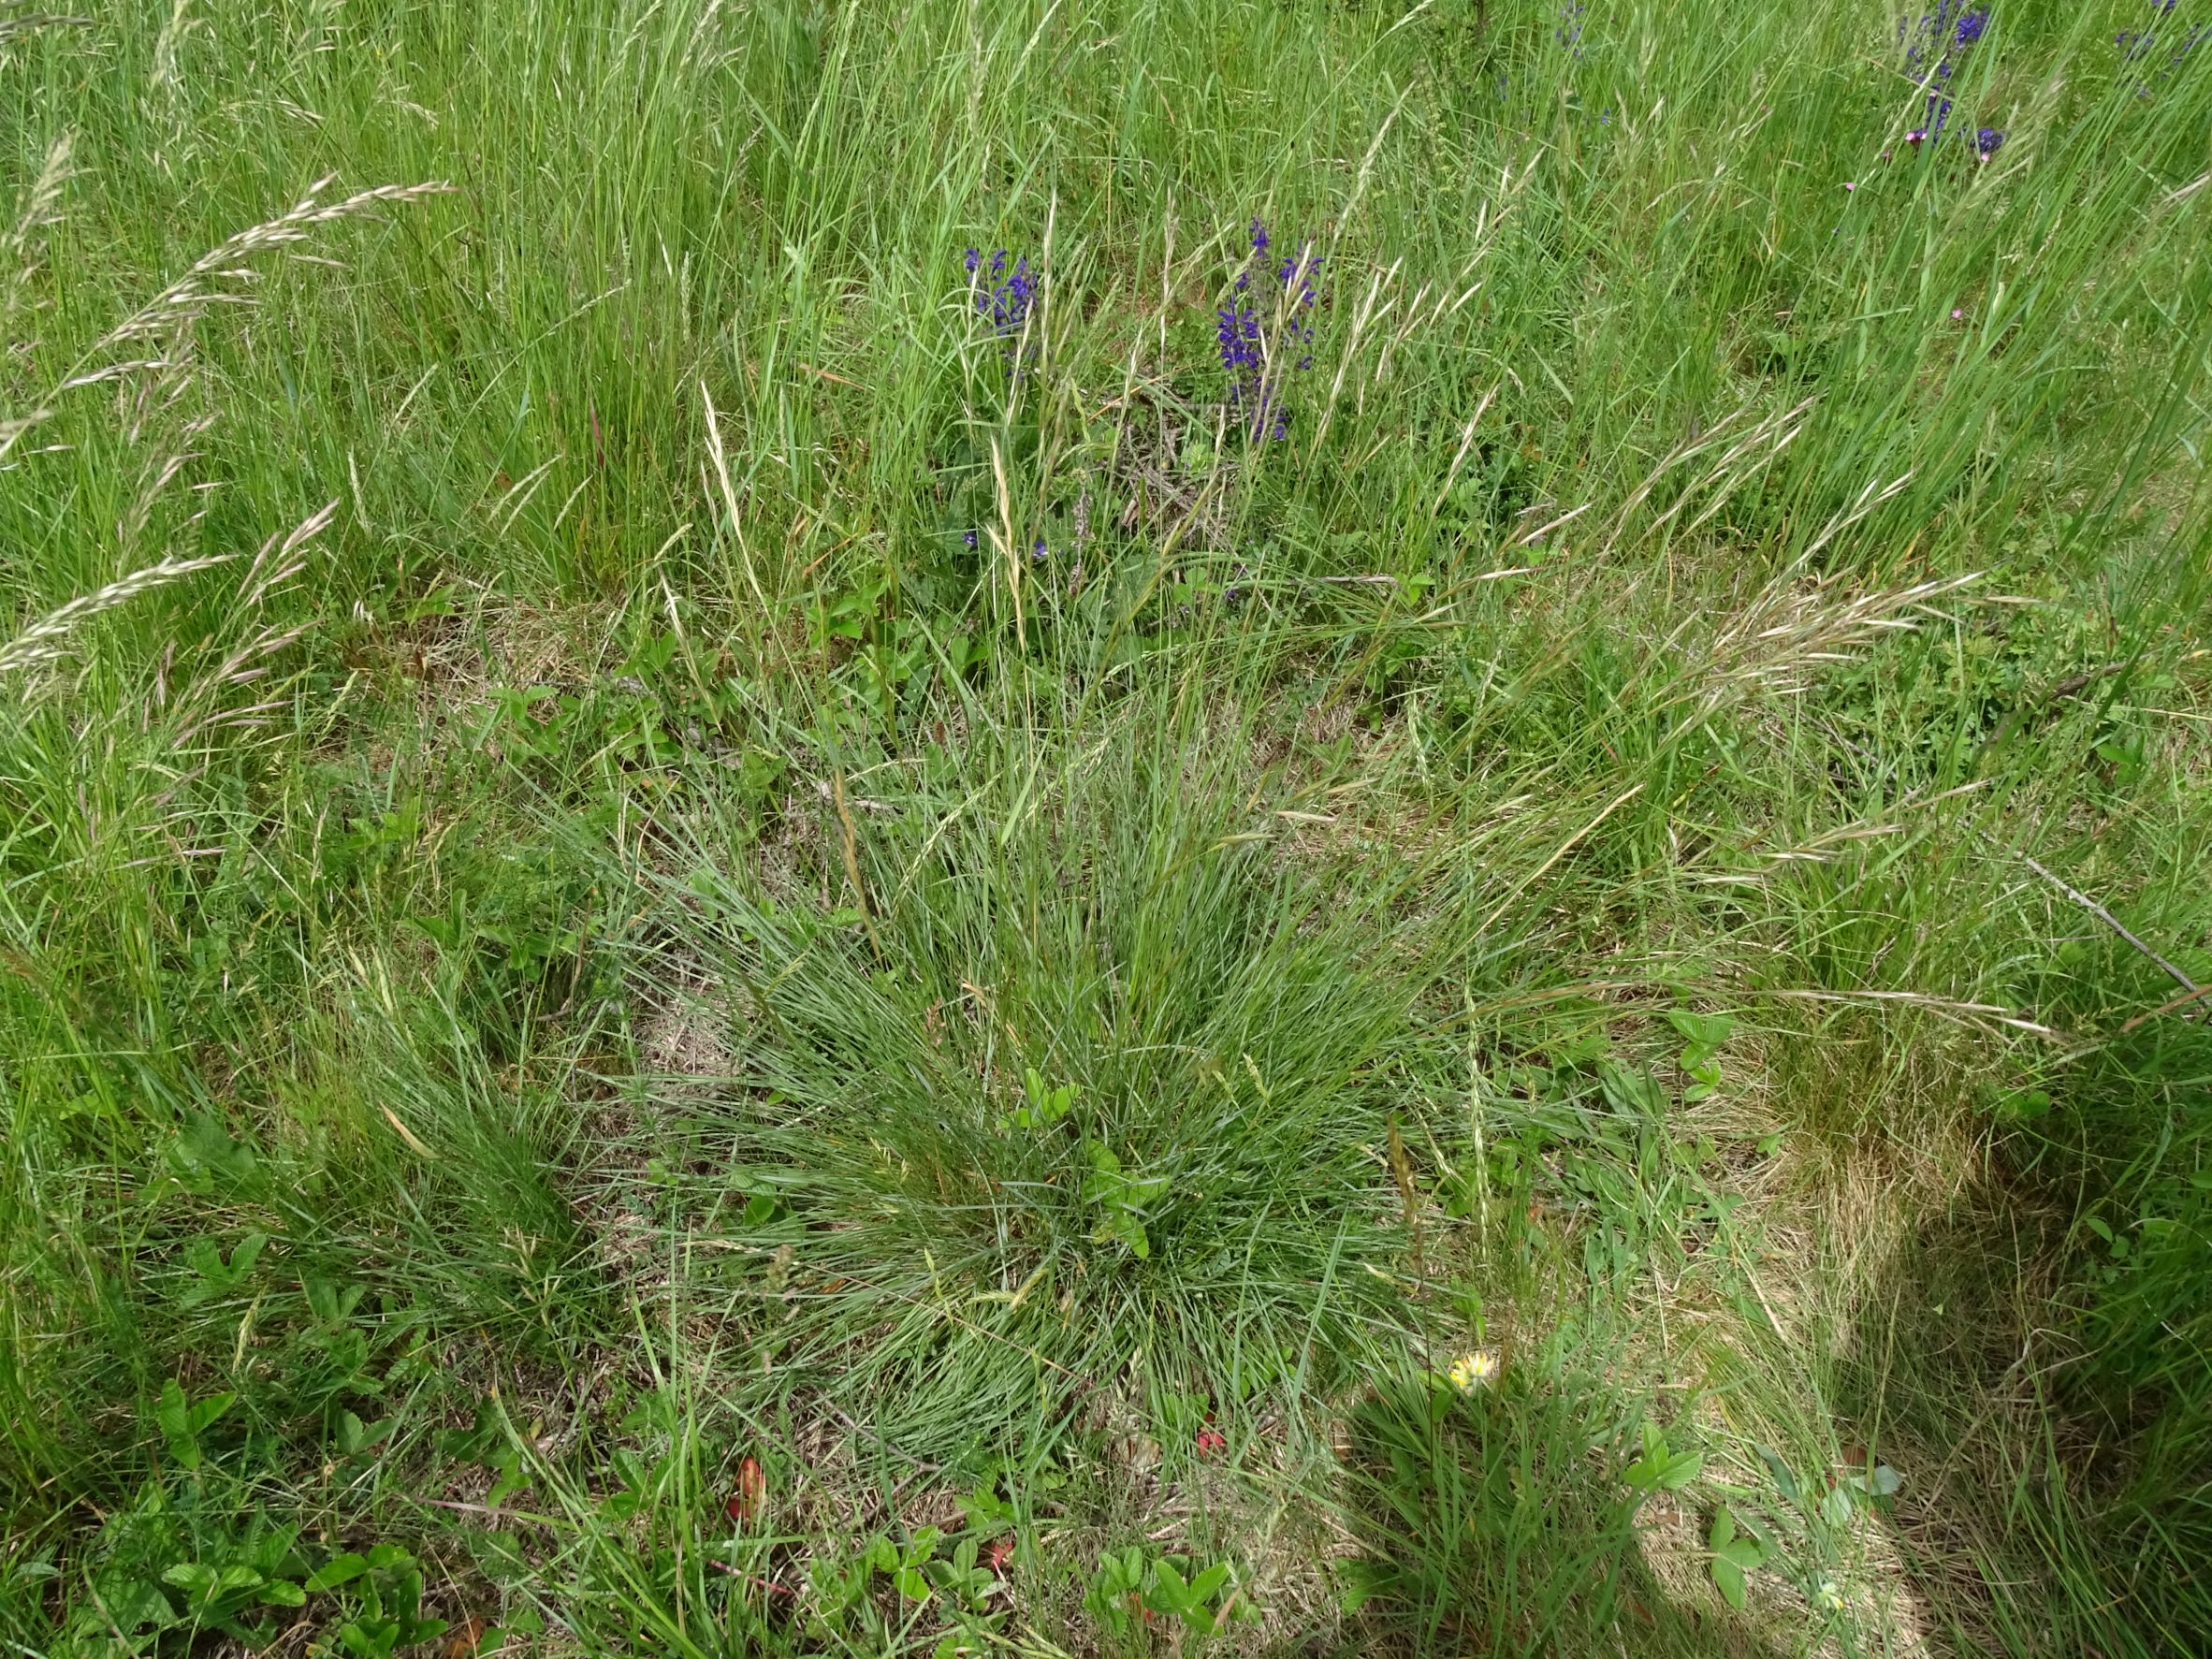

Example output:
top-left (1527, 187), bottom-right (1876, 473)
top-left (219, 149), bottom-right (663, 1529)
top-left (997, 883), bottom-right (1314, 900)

top-left (3, 0), bottom-right (2210, 1654)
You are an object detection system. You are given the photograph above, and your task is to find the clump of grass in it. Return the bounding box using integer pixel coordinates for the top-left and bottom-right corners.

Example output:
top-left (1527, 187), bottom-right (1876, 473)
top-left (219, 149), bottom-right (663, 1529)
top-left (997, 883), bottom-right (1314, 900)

top-left (613, 657), bottom-right (1466, 1455)
top-left (1335, 1344), bottom-right (1747, 1659)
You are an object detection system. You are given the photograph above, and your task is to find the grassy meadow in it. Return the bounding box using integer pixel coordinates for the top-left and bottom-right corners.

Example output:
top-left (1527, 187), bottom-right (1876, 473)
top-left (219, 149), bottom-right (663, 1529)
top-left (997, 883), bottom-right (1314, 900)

top-left (4, 0), bottom-right (2211, 1653)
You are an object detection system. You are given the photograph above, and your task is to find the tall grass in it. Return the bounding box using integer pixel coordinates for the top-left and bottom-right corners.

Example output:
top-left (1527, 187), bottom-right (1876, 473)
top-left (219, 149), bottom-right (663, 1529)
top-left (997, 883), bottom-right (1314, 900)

top-left (3, 0), bottom-right (2208, 1653)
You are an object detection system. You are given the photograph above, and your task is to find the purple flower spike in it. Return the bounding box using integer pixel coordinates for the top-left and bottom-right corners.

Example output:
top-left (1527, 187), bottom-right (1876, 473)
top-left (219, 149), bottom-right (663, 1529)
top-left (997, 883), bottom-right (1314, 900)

top-left (967, 247), bottom-right (1040, 374)
top-left (1220, 221), bottom-right (1323, 441)
top-left (1897, 4), bottom-right (1991, 142)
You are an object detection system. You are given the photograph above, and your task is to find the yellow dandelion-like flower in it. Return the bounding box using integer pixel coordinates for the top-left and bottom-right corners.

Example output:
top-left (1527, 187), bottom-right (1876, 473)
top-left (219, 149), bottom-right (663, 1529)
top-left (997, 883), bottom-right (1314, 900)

top-left (1448, 1350), bottom-right (1499, 1394)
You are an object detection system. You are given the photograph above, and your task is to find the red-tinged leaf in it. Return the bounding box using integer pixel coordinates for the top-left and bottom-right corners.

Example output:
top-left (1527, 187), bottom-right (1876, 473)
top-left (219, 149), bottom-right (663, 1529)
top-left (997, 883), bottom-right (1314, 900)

top-left (726, 1454), bottom-right (765, 1522)
top-left (1196, 1428), bottom-right (1228, 1458)
top-left (983, 1535), bottom-right (1015, 1573)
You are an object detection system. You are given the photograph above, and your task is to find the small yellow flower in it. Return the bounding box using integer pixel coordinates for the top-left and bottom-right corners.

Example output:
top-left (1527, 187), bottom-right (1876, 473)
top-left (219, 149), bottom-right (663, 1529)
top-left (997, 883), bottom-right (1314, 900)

top-left (1813, 1577), bottom-right (1845, 1613)
top-left (1448, 1350), bottom-right (1499, 1394)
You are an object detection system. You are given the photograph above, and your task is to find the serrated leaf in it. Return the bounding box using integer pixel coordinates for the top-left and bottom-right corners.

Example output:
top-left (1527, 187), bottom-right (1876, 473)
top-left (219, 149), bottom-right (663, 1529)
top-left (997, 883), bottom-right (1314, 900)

top-left (188, 1390), bottom-right (237, 1434)
top-left (1333, 1557), bottom-right (1388, 1613)
top-left (894, 1565), bottom-right (931, 1601)
top-left (154, 1379), bottom-right (191, 1440)
top-left (182, 1237), bottom-right (225, 1280)
top-left (1666, 1010), bottom-right (1734, 1049)
top-left (1147, 1559), bottom-right (1188, 1608)
top-left (101, 1575), bottom-right (179, 1633)
top-left (1711, 1554), bottom-right (1746, 1609)
top-left (1659, 1449), bottom-right (1703, 1490)
top-left (305, 1554), bottom-right (368, 1593)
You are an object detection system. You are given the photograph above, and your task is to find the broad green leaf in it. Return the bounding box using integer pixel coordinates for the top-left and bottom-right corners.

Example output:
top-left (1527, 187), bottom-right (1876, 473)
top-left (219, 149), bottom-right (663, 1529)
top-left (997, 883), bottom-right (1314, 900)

top-left (305, 1553), bottom-right (369, 1593)
top-left (1711, 1553), bottom-right (1747, 1609)
top-left (162, 1564), bottom-right (217, 1595)
top-left (1149, 1558), bottom-right (1188, 1608)
top-left (1334, 1558), bottom-right (1388, 1613)
top-left (154, 1380), bottom-right (190, 1439)
top-left (101, 1575), bottom-right (180, 1633)
top-left (1659, 1448), bottom-right (1704, 1490)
